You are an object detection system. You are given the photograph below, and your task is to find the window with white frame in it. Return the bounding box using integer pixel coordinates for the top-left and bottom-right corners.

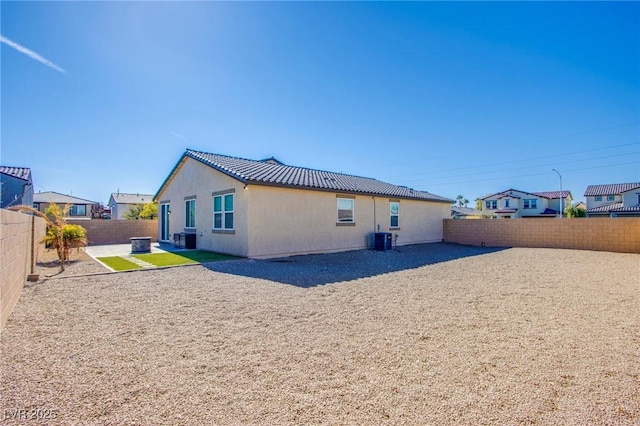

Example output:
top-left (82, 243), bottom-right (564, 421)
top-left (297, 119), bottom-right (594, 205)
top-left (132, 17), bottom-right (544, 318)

top-left (607, 195), bottom-right (615, 201)
top-left (185, 199), bottom-right (196, 228)
top-left (523, 199), bottom-right (537, 209)
top-left (595, 196), bottom-right (602, 201)
top-left (390, 201), bottom-right (399, 228)
top-left (213, 193), bottom-right (234, 230)
top-left (485, 200), bottom-right (497, 209)
top-left (337, 198), bottom-right (354, 223)
top-left (504, 199), bottom-right (510, 208)
top-left (69, 204), bottom-right (86, 216)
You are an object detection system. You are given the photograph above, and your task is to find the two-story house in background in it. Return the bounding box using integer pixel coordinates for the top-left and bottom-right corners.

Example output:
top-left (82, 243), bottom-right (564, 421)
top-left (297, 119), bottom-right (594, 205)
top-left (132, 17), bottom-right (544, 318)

top-left (584, 183), bottom-right (640, 217)
top-left (480, 189), bottom-right (573, 219)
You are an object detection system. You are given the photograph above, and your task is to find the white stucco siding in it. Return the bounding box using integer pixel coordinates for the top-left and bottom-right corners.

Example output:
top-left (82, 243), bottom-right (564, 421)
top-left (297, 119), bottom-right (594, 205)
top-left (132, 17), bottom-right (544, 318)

top-left (156, 158), bottom-right (249, 256)
top-left (587, 194), bottom-right (621, 209)
top-left (622, 189), bottom-right (640, 206)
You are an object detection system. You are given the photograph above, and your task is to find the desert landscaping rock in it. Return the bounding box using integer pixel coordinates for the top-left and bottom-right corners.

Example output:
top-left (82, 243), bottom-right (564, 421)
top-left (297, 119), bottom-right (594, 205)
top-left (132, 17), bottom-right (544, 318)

top-left (1, 244), bottom-right (638, 425)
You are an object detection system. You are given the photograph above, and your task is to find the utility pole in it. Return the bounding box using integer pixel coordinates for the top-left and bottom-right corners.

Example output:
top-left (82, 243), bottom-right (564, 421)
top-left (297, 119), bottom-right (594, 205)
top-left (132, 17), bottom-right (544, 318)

top-left (552, 169), bottom-right (563, 219)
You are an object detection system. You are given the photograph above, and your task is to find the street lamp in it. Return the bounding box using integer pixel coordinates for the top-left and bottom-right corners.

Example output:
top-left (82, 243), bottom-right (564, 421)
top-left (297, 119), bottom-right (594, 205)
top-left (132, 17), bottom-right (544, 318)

top-left (552, 169), bottom-right (563, 219)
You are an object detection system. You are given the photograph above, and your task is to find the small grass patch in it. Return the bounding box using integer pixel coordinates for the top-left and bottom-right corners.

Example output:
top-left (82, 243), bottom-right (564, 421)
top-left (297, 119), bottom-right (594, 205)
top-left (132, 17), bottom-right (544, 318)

top-left (132, 250), bottom-right (239, 267)
top-left (98, 256), bottom-right (142, 271)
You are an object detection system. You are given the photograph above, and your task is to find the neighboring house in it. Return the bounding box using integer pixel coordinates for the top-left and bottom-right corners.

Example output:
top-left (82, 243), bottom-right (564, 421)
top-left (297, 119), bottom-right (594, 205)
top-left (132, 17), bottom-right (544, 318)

top-left (0, 166), bottom-right (33, 209)
top-left (155, 149), bottom-right (453, 259)
top-left (33, 191), bottom-right (98, 220)
top-left (108, 192), bottom-right (155, 219)
top-left (480, 189), bottom-right (573, 219)
top-left (573, 201), bottom-right (587, 211)
top-left (451, 206), bottom-right (483, 219)
top-left (584, 183), bottom-right (640, 217)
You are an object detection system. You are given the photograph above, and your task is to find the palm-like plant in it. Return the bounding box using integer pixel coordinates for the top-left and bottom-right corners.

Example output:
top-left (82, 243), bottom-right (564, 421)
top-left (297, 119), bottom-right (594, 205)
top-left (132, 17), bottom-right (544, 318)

top-left (9, 203), bottom-right (88, 272)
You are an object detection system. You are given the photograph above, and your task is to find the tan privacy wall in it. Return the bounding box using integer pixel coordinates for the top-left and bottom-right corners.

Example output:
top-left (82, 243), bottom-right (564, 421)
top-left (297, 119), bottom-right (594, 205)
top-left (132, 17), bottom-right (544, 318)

top-left (1, 210), bottom-right (46, 331)
top-left (69, 219), bottom-right (158, 245)
top-left (443, 218), bottom-right (640, 253)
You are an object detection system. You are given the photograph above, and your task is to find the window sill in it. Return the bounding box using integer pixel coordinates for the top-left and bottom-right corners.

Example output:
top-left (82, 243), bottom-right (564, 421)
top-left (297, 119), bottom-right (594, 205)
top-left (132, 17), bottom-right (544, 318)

top-left (389, 227), bottom-right (401, 231)
top-left (212, 229), bottom-right (235, 234)
top-left (184, 228), bottom-right (196, 232)
top-left (336, 222), bottom-right (356, 227)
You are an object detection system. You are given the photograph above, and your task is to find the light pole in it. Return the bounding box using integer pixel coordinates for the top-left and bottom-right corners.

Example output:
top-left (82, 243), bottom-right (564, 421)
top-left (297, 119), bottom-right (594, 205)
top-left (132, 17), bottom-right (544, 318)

top-left (552, 169), bottom-right (563, 219)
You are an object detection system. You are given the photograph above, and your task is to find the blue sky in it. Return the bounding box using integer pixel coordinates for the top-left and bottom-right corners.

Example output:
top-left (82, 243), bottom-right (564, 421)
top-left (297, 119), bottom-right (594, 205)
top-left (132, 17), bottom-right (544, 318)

top-left (1, 1), bottom-right (638, 205)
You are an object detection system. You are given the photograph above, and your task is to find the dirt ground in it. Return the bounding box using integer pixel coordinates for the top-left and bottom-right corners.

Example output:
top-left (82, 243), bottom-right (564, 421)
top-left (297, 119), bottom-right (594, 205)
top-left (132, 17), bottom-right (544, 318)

top-left (1, 244), bottom-right (638, 425)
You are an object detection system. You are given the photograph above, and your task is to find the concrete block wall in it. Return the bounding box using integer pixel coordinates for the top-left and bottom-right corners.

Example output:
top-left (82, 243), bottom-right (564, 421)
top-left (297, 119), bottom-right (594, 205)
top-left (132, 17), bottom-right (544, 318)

top-left (443, 218), bottom-right (640, 253)
top-left (1, 209), bottom-right (46, 331)
top-left (69, 219), bottom-right (158, 245)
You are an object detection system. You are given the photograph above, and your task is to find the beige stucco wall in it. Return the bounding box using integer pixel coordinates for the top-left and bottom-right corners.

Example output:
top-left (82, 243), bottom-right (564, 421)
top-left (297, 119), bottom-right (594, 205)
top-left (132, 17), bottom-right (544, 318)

top-left (157, 157), bottom-right (450, 259)
top-left (156, 158), bottom-right (249, 256)
top-left (246, 187), bottom-right (449, 258)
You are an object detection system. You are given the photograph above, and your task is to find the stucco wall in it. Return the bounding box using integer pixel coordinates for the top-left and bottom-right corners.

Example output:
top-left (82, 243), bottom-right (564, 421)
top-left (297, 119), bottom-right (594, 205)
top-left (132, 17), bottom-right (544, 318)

top-left (156, 158), bottom-right (248, 256)
top-left (443, 218), bottom-right (640, 253)
top-left (1, 209), bottom-right (46, 332)
top-left (156, 157), bottom-right (450, 259)
top-left (68, 219), bottom-right (158, 245)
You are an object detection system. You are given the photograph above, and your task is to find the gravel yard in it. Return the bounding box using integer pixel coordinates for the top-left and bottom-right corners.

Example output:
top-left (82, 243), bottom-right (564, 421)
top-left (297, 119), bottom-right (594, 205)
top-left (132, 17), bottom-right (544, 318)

top-left (1, 244), bottom-right (638, 425)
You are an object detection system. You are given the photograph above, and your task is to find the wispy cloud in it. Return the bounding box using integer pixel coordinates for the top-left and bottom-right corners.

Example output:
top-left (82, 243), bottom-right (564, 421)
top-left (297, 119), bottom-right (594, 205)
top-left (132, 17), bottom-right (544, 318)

top-left (0, 34), bottom-right (66, 74)
top-left (170, 132), bottom-right (187, 141)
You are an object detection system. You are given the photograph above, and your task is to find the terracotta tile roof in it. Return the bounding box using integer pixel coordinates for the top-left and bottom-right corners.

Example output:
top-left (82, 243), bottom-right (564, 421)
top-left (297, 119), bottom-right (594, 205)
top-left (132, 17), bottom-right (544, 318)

top-left (584, 183), bottom-right (640, 196)
top-left (0, 166), bottom-right (31, 182)
top-left (533, 191), bottom-right (571, 199)
top-left (612, 205), bottom-right (640, 212)
top-left (495, 208), bottom-right (518, 213)
top-left (159, 149), bottom-right (452, 203)
top-left (586, 202), bottom-right (623, 213)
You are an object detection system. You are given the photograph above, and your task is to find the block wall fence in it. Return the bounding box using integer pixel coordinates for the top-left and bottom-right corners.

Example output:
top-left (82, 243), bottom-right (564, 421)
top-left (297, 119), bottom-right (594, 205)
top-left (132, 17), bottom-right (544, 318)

top-left (443, 218), bottom-right (640, 254)
top-left (68, 219), bottom-right (158, 245)
top-left (1, 209), bottom-right (46, 332)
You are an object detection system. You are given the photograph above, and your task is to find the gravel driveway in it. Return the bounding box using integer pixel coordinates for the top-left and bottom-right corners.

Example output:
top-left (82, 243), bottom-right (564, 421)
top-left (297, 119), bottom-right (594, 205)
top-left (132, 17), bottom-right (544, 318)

top-left (1, 243), bottom-right (638, 425)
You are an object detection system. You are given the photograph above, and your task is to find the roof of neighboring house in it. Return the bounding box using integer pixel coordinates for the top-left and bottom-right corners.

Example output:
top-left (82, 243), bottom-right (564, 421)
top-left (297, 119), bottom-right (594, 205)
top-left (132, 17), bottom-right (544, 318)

top-left (451, 206), bottom-right (482, 216)
top-left (481, 189), bottom-right (571, 200)
top-left (540, 208), bottom-right (559, 215)
top-left (157, 149), bottom-right (453, 203)
top-left (0, 166), bottom-right (32, 182)
top-left (33, 191), bottom-right (98, 205)
top-left (109, 193), bottom-right (155, 205)
top-left (586, 202), bottom-right (623, 214)
top-left (584, 183), bottom-right (640, 196)
top-left (533, 191), bottom-right (572, 200)
top-left (612, 205), bottom-right (640, 213)
top-left (495, 208), bottom-right (518, 214)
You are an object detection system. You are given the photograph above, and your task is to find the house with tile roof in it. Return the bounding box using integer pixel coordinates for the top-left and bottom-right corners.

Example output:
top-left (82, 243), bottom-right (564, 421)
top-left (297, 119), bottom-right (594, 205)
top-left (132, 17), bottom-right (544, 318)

top-left (155, 149), bottom-right (453, 259)
top-left (108, 192), bottom-right (155, 220)
top-left (0, 166), bottom-right (33, 209)
top-left (451, 206), bottom-right (484, 219)
top-left (479, 189), bottom-right (573, 219)
top-left (584, 183), bottom-right (640, 217)
top-left (33, 191), bottom-right (98, 220)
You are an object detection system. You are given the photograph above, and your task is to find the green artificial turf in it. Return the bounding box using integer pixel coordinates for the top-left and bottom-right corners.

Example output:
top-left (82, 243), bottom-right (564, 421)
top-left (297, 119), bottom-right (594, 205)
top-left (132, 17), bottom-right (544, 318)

top-left (132, 250), bottom-right (239, 267)
top-left (97, 256), bottom-right (142, 271)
